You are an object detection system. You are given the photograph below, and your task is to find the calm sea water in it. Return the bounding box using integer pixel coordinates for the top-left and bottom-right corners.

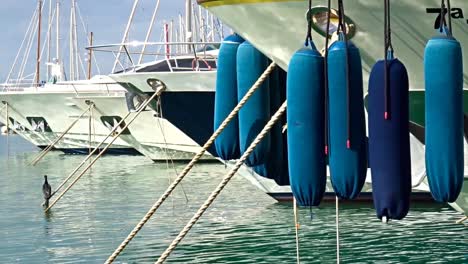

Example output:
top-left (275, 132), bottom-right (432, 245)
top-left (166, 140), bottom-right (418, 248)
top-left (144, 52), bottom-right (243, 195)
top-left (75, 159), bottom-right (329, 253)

top-left (0, 135), bottom-right (466, 263)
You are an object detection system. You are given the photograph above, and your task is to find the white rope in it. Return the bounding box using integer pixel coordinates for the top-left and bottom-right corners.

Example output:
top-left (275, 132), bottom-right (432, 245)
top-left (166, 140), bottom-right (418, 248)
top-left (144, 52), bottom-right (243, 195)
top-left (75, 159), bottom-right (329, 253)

top-left (293, 198), bottom-right (301, 264)
top-left (6, 7), bottom-right (38, 85)
top-left (76, 2), bottom-right (101, 75)
top-left (104, 62), bottom-right (277, 264)
top-left (156, 101), bottom-right (287, 263)
top-left (45, 87), bottom-right (165, 212)
top-left (156, 98), bottom-right (189, 203)
top-left (44, 87), bottom-right (164, 212)
top-left (336, 196), bottom-right (340, 264)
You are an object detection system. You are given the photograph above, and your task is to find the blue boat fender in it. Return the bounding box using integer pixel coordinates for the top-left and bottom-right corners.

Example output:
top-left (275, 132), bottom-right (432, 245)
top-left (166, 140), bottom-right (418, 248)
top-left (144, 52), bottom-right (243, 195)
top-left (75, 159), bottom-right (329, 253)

top-left (214, 34), bottom-right (244, 160)
top-left (425, 35), bottom-right (464, 203)
top-left (237, 41), bottom-right (271, 167)
top-left (327, 38), bottom-right (367, 200)
top-left (287, 47), bottom-right (326, 207)
top-left (368, 57), bottom-right (411, 220)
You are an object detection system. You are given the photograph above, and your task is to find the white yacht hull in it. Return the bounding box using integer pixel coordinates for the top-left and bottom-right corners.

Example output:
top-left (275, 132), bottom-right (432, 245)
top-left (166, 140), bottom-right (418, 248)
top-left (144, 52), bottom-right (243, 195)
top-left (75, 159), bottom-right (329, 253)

top-left (72, 94), bottom-right (215, 161)
top-left (199, 0), bottom-right (468, 214)
top-left (0, 79), bottom-right (134, 154)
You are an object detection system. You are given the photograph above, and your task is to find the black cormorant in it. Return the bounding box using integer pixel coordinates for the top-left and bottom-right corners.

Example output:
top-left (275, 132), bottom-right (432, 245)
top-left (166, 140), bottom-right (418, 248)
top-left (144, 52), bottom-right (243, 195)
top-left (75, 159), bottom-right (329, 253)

top-left (42, 175), bottom-right (52, 208)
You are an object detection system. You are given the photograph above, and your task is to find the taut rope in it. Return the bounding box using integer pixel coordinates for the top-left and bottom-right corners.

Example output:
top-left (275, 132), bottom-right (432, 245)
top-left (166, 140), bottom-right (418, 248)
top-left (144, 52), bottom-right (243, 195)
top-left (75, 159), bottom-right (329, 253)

top-left (156, 101), bottom-right (287, 264)
top-left (44, 87), bottom-right (164, 212)
top-left (105, 62), bottom-right (277, 264)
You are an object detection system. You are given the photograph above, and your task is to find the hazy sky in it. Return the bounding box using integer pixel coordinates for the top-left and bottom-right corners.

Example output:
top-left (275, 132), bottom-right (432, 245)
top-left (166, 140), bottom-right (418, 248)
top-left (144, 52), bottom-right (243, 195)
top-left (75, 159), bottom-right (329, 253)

top-left (0, 0), bottom-right (193, 81)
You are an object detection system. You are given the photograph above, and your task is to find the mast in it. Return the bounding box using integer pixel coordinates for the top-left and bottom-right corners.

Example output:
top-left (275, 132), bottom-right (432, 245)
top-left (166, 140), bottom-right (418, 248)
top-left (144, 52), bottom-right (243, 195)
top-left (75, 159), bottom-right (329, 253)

top-left (164, 23), bottom-right (170, 59)
top-left (35, 0), bottom-right (43, 87)
top-left (112, 0), bottom-right (140, 73)
top-left (47, 0), bottom-right (52, 80)
top-left (72, 0), bottom-right (79, 80)
top-left (210, 13), bottom-right (214, 42)
top-left (69, 2), bottom-right (73, 80)
top-left (55, 0), bottom-right (60, 63)
top-left (185, 0), bottom-right (192, 52)
top-left (178, 14), bottom-right (184, 52)
top-left (87, 32), bottom-right (93, 80)
top-left (138, 0), bottom-right (160, 65)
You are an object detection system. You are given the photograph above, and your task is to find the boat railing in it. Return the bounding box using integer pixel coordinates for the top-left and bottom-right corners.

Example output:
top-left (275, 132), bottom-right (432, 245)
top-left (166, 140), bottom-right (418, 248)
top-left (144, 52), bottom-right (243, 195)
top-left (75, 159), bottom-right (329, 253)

top-left (86, 41), bottom-right (220, 74)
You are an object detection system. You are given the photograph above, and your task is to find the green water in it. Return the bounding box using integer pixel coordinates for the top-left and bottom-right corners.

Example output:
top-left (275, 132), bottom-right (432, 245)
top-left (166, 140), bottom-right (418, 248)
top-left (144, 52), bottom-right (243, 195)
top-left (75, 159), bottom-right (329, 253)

top-left (0, 135), bottom-right (467, 263)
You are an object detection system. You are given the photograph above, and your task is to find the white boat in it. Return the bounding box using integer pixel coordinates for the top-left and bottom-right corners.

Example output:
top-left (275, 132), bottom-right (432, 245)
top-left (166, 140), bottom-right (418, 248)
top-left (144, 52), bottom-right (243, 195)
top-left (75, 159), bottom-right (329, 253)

top-left (197, 0), bottom-right (468, 215)
top-left (72, 50), bottom-right (219, 161)
top-left (0, 77), bottom-right (136, 154)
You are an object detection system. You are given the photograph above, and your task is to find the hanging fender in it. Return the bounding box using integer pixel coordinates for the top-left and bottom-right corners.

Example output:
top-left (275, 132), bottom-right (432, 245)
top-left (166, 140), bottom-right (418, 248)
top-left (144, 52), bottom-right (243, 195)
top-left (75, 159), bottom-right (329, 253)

top-left (327, 40), bottom-right (367, 200)
top-left (213, 34), bottom-right (244, 160)
top-left (287, 47), bottom-right (326, 207)
top-left (237, 41), bottom-right (271, 166)
top-left (368, 58), bottom-right (412, 220)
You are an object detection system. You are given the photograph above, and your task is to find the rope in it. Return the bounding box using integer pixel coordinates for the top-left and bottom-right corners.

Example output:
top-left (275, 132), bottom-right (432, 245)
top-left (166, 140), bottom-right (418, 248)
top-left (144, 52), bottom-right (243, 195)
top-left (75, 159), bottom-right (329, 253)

top-left (439, 0), bottom-right (453, 36)
top-left (384, 0), bottom-right (393, 121)
top-left (336, 0), bottom-right (351, 149)
top-left (30, 104), bottom-right (93, 165)
top-left (105, 62), bottom-right (277, 264)
top-left (156, 101), bottom-right (287, 264)
top-left (324, 0), bottom-right (332, 155)
top-left (5, 102), bottom-right (9, 157)
top-left (293, 198), bottom-right (301, 264)
top-left (44, 87), bottom-right (164, 212)
top-left (336, 196), bottom-right (340, 264)
top-left (304, 0), bottom-right (313, 47)
top-left (88, 104), bottom-right (93, 154)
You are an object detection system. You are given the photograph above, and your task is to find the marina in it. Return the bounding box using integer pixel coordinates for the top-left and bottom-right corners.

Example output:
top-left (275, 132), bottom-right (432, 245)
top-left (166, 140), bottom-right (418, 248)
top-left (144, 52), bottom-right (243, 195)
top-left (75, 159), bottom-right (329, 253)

top-left (0, 136), bottom-right (467, 263)
top-left (0, 0), bottom-right (467, 263)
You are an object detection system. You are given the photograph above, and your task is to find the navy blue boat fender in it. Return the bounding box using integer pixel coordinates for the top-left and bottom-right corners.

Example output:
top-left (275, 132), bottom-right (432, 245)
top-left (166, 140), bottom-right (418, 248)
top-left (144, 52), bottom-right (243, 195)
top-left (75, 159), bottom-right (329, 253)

top-left (287, 40), bottom-right (326, 206)
top-left (368, 0), bottom-right (411, 221)
top-left (237, 41), bottom-right (271, 166)
top-left (213, 34), bottom-right (244, 160)
top-left (327, 0), bottom-right (367, 199)
top-left (253, 66), bottom-right (290, 186)
top-left (425, 0), bottom-right (464, 203)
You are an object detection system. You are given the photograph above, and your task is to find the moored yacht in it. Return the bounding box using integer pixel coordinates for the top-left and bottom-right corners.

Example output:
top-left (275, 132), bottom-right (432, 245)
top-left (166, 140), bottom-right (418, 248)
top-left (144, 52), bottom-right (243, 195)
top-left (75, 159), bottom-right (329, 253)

top-left (197, 0), bottom-right (468, 214)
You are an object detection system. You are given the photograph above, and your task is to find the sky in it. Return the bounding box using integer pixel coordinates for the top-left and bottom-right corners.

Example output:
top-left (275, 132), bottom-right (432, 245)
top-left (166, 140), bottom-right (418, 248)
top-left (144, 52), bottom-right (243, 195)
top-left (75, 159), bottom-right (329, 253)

top-left (0, 0), bottom-right (198, 82)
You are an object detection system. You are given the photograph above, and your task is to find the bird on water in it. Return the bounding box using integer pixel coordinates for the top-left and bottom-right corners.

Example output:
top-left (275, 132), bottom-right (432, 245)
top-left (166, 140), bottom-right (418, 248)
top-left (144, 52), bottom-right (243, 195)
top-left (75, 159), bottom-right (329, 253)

top-left (42, 175), bottom-right (52, 208)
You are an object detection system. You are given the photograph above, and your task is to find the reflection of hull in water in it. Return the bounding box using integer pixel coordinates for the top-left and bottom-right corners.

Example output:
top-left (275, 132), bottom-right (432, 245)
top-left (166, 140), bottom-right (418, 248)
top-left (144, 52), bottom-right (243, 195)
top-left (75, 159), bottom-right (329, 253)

top-left (199, 0), bottom-right (468, 214)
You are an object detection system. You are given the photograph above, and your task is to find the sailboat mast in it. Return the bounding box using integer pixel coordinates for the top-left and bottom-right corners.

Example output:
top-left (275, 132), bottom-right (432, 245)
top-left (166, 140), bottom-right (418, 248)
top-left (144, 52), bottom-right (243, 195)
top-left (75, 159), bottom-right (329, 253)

top-left (35, 0), bottom-right (43, 87)
top-left (69, 2), bottom-right (74, 80)
top-left (185, 0), bottom-right (192, 52)
top-left (112, 0), bottom-right (140, 73)
top-left (138, 0), bottom-right (160, 65)
top-left (47, 0), bottom-right (52, 80)
top-left (72, 0), bottom-right (79, 80)
top-left (56, 0), bottom-right (60, 63)
top-left (87, 32), bottom-right (93, 80)
top-left (164, 23), bottom-right (170, 59)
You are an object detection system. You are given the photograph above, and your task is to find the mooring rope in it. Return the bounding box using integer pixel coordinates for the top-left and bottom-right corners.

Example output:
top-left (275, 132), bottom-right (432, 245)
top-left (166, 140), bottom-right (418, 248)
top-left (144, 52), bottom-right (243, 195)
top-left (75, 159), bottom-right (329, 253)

top-left (293, 198), bottom-right (301, 264)
top-left (105, 62), bottom-right (277, 264)
top-left (30, 104), bottom-right (93, 166)
top-left (336, 196), bottom-right (340, 264)
top-left (44, 87), bottom-right (164, 212)
top-left (6, 102), bottom-right (9, 157)
top-left (156, 100), bottom-right (287, 264)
